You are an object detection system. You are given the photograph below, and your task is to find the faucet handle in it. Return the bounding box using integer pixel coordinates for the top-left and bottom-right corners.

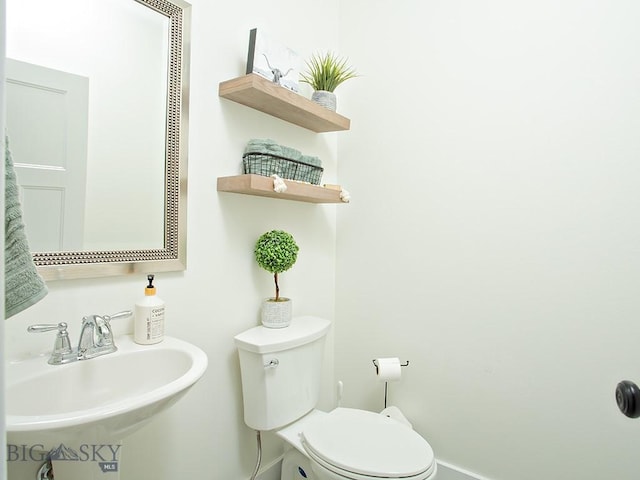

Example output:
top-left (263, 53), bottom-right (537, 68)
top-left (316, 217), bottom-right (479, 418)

top-left (98, 310), bottom-right (132, 340)
top-left (27, 322), bottom-right (74, 364)
top-left (28, 322), bottom-right (67, 333)
top-left (104, 310), bottom-right (133, 322)
top-left (81, 310), bottom-right (132, 350)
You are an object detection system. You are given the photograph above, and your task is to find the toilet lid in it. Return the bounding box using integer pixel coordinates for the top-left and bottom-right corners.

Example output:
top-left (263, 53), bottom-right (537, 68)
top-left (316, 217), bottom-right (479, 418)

top-left (300, 408), bottom-right (435, 479)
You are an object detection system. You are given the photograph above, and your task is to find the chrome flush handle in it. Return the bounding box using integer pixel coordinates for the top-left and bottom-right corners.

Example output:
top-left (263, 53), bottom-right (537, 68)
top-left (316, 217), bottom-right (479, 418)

top-left (264, 359), bottom-right (279, 369)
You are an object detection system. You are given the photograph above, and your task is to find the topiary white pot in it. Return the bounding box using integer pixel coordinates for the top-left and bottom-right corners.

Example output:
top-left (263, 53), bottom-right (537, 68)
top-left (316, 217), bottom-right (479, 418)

top-left (261, 297), bottom-right (292, 328)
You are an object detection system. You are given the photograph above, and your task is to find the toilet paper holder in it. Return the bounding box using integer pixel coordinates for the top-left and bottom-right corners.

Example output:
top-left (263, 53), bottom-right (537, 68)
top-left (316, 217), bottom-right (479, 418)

top-left (372, 359), bottom-right (409, 409)
top-left (371, 358), bottom-right (409, 374)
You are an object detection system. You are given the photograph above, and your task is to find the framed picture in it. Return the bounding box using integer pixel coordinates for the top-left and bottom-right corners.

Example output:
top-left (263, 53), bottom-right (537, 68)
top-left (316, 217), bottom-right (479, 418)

top-left (246, 28), bottom-right (301, 93)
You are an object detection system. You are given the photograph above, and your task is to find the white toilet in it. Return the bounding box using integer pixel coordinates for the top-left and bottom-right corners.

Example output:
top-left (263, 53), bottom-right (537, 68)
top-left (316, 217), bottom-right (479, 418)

top-left (234, 316), bottom-right (437, 480)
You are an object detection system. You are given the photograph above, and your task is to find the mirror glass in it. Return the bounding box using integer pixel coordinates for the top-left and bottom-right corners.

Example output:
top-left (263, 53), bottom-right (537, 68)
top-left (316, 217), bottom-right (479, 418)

top-left (5, 0), bottom-right (190, 280)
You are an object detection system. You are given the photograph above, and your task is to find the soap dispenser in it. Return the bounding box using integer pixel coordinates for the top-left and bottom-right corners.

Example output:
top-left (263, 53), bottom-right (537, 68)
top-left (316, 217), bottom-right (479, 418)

top-left (134, 274), bottom-right (165, 344)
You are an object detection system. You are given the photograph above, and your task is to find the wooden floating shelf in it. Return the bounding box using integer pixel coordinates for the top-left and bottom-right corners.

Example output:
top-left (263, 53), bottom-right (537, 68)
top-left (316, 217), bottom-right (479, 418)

top-left (217, 174), bottom-right (345, 204)
top-left (218, 74), bottom-right (351, 133)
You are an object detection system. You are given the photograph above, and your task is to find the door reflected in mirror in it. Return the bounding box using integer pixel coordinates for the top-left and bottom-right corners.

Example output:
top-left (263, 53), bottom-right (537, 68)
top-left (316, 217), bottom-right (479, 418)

top-left (7, 0), bottom-right (167, 251)
top-left (4, 0), bottom-right (190, 280)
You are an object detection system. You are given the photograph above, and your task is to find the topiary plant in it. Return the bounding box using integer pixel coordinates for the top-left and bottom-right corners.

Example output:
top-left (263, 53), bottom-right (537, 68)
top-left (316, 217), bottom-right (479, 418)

top-left (254, 230), bottom-right (299, 302)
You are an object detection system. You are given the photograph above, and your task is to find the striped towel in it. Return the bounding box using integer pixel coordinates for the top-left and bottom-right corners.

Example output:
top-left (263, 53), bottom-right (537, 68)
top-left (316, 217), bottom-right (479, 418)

top-left (5, 137), bottom-right (47, 319)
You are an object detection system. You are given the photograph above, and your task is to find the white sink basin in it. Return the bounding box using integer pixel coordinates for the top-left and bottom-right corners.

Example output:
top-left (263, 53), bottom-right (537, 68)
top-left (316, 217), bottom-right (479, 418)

top-left (6, 335), bottom-right (207, 447)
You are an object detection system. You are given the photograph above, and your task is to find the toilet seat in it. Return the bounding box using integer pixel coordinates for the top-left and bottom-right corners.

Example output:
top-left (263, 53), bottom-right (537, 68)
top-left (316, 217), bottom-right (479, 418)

top-left (300, 408), bottom-right (436, 480)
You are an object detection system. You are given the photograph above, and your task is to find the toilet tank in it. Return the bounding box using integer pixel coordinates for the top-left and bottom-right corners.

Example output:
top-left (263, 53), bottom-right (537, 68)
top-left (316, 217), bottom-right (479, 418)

top-left (234, 316), bottom-right (331, 431)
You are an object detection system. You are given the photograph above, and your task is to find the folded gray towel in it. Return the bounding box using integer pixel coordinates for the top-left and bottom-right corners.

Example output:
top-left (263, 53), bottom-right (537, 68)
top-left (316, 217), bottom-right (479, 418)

top-left (245, 139), bottom-right (321, 166)
top-left (5, 137), bottom-right (47, 318)
top-left (245, 139), bottom-right (282, 155)
top-left (280, 145), bottom-right (302, 161)
top-left (300, 155), bottom-right (322, 167)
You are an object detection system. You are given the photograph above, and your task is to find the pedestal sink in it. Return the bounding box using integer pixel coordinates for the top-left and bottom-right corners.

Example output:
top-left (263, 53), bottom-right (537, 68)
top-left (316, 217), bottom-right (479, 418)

top-left (6, 335), bottom-right (208, 479)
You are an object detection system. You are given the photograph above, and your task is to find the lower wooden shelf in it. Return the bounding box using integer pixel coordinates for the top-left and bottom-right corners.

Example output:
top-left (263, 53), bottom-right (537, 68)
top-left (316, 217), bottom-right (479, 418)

top-left (217, 174), bottom-right (345, 204)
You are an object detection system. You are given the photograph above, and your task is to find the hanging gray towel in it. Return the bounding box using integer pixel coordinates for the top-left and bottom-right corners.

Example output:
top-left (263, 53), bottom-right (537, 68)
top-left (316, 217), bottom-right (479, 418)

top-left (5, 137), bottom-right (47, 318)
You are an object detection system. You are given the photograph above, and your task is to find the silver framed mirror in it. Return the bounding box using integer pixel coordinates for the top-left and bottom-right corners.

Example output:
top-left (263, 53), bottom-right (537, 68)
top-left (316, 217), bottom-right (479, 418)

top-left (5, 0), bottom-right (191, 281)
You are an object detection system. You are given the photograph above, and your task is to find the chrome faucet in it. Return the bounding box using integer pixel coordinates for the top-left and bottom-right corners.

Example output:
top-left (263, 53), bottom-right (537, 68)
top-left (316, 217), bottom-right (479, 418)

top-left (77, 311), bottom-right (132, 360)
top-left (28, 311), bottom-right (132, 365)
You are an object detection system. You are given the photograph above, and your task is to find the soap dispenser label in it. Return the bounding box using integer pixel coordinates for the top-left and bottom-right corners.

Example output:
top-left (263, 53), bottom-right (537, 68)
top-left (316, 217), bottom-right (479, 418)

top-left (147, 306), bottom-right (165, 340)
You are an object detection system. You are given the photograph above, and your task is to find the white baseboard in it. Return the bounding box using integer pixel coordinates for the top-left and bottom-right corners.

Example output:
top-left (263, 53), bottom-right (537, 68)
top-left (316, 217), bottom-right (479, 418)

top-left (255, 456), bottom-right (284, 480)
top-left (260, 456), bottom-right (492, 480)
top-left (436, 460), bottom-right (493, 480)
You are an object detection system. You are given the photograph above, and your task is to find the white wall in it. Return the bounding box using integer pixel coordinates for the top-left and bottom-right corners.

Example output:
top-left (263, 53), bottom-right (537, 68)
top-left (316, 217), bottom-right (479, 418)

top-left (4, 0), bottom-right (340, 478)
top-left (336, 1), bottom-right (640, 479)
top-left (7, 1), bottom-right (640, 480)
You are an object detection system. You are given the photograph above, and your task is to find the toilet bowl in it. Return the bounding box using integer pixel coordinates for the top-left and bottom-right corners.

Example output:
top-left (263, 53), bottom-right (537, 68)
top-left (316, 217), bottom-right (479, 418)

top-left (233, 317), bottom-right (438, 480)
top-left (277, 408), bottom-right (437, 480)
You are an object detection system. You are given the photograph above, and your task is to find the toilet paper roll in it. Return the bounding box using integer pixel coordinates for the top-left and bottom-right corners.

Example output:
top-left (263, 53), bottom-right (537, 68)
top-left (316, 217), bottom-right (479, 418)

top-left (375, 357), bottom-right (402, 382)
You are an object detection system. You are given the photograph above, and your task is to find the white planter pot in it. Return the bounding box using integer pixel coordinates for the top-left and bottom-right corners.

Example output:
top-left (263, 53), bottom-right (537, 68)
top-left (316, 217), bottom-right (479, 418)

top-left (261, 297), bottom-right (292, 328)
top-left (311, 90), bottom-right (337, 111)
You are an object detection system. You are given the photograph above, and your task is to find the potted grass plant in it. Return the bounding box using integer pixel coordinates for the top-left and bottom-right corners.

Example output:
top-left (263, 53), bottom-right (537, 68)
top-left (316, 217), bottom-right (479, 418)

top-left (254, 230), bottom-right (299, 328)
top-left (300, 51), bottom-right (358, 112)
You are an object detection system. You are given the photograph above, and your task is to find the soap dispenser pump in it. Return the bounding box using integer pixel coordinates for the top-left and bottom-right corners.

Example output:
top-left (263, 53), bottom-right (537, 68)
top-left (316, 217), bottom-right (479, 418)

top-left (134, 274), bottom-right (165, 344)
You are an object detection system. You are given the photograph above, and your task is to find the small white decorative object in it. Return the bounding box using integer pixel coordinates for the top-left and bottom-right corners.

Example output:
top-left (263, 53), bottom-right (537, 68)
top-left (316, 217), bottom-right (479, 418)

top-left (272, 174), bottom-right (287, 193)
top-left (340, 188), bottom-right (351, 203)
top-left (246, 28), bottom-right (301, 93)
